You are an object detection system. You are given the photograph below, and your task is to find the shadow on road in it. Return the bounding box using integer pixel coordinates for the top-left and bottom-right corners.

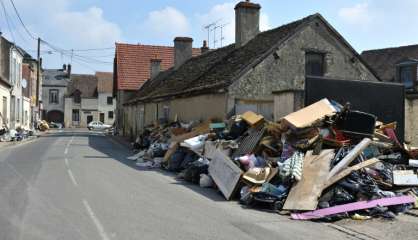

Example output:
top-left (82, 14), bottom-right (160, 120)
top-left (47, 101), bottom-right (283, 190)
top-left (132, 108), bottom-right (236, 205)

top-left (86, 133), bottom-right (226, 202)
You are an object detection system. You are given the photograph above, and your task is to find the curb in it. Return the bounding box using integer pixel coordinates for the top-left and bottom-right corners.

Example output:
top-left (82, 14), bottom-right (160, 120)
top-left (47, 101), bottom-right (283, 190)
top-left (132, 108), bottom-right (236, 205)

top-left (0, 135), bottom-right (40, 151)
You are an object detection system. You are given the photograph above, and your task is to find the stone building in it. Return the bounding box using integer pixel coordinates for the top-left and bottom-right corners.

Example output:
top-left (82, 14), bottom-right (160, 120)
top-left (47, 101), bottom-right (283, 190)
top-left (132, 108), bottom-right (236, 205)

top-left (42, 65), bottom-right (71, 123)
top-left (0, 35), bottom-right (12, 129)
top-left (121, 1), bottom-right (378, 138)
top-left (64, 74), bottom-right (98, 128)
top-left (0, 35), bottom-right (32, 130)
top-left (362, 45), bottom-right (418, 144)
top-left (21, 49), bottom-right (42, 126)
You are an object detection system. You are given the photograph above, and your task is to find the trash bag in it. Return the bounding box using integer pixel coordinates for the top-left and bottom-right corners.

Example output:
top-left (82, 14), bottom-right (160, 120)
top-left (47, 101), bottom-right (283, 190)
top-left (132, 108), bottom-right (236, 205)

top-left (183, 161), bottom-right (208, 184)
top-left (167, 150), bottom-right (186, 172)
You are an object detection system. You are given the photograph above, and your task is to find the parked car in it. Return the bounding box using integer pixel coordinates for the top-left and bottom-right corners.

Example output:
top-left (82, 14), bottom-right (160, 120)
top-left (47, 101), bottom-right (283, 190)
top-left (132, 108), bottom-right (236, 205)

top-left (87, 121), bottom-right (112, 131)
top-left (49, 122), bottom-right (63, 129)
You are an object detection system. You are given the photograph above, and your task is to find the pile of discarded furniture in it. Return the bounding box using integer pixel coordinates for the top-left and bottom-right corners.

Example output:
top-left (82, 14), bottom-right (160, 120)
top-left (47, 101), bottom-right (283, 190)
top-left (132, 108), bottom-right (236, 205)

top-left (127, 98), bottom-right (418, 221)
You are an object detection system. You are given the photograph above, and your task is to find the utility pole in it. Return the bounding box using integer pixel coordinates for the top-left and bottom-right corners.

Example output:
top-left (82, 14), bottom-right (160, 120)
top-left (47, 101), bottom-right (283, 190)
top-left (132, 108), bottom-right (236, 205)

top-left (36, 37), bottom-right (40, 120)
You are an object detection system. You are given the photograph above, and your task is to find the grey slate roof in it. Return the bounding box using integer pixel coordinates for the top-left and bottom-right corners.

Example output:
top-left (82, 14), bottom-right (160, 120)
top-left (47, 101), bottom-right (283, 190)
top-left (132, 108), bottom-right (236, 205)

top-left (67, 74), bottom-right (98, 98)
top-left (127, 13), bottom-right (377, 104)
top-left (361, 45), bottom-right (418, 82)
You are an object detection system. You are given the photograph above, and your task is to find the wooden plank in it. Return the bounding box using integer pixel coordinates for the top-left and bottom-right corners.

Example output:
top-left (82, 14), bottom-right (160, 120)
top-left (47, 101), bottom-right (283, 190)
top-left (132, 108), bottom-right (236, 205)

top-left (208, 148), bottom-right (243, 200)
top-left (291, 196), bottom-right (415, 220)
top-left (283, 149), bottom-right (335, 211)
top-left (323, 158), bottom-right (380, 190)
top-left (327, 138), bottom-right (371, 179)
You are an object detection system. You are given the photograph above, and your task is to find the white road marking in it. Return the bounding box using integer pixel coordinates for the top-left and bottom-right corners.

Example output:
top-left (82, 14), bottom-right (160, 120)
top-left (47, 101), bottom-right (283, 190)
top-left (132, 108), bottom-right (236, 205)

top-left (65, 158), bottom-right (69, 167)
top-left (82, 199), bottom-right (110, 240)
top-left (67, 169), bottom-right (78, 186)
top-left (64, 135), bottom-right (74, 155)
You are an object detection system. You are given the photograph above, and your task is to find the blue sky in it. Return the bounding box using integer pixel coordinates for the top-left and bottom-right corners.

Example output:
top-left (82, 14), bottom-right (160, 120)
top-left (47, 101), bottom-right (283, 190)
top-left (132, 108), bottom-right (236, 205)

top-left (1, 0), bottom-right (418, 74)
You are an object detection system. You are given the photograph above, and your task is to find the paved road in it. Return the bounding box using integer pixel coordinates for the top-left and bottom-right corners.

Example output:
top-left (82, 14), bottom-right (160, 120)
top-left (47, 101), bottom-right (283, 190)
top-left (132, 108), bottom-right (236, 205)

top-left (0, 129), bottom-right (415, 240)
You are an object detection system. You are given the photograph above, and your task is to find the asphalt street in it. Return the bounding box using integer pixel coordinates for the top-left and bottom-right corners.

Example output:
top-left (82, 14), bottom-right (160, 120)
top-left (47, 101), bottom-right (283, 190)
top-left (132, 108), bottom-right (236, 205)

top-left (0, 129), bottom-right (416, 240)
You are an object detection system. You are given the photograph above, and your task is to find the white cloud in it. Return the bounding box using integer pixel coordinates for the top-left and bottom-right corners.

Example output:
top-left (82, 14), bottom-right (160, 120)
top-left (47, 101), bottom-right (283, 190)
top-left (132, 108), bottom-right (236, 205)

top-left (6, 0), bottom-right (122, 73)
top-left (338, 3), bottom-right (372, 25)
top-left (141, 7), bottom-right (190, 40)
top-left (53, 7), bottom-right (121, 47)
top-left (260, 13), bottom-right (272, 31)
top-left (196, 2), bottom-right (271, 48)
top-left (196, 3), bottom-right (235, 48)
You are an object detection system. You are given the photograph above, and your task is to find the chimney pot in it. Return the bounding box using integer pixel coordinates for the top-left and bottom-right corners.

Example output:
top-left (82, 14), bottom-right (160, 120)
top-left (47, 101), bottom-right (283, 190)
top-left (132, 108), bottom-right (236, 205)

top-left (235, 1), bottom-right (261, 48)
top-left (174, 37), bottom-right (193, 69)
top-left (201, 40), bottom-right (209, 54)
top-left (150, 59), bottom-right (161, 79)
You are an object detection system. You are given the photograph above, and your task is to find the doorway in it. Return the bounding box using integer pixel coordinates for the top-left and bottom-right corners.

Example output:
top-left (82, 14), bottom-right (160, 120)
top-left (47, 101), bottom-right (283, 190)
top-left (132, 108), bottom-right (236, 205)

top-left (87, 115), bottom-right (93, 124)
top-left (99, 113), bottom-right (105, 123)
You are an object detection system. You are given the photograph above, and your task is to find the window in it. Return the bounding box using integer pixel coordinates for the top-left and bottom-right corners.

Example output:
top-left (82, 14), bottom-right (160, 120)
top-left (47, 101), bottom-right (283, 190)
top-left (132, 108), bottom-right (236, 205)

top-left (72, 109), bottom-right (80, 121)
top-left (305, 52), bottom-right (325, 77)
top-left (107, 96), bottom-right (113, 105)
top-left (399, 65), bottom-right (415, 89)
top-left (11, 58), bottom-right (16, 84)
top-left (108, 111), bottom-right (114, 119)
top-left (49, 89), bottom-right (59, 104)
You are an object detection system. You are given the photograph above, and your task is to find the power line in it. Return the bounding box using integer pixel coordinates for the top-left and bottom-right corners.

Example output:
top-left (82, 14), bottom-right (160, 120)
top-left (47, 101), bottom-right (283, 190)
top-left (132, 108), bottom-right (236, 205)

top-left (1, 0), bottom-right (113, 72)
top-left (0, 0), bottom-right (15, 42)
top-left (8, 0), bottom-right (36, 39)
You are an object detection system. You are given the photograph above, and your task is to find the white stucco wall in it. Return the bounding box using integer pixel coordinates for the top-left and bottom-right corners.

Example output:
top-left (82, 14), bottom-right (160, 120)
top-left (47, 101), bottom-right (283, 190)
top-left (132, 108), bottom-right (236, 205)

top-left (98, 93), bottom-right (116, 125)
top-left (22, 97), bottom-right (31, 129)
top-left (65, 97), bottom-right (99, 128)
top-left (0, 84), bottom-right (10, 128)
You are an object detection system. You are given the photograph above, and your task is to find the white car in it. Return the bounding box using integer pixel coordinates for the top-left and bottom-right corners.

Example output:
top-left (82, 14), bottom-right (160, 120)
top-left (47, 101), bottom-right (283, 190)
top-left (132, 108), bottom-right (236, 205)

top-left (87, 121), bottom-right (112, 131)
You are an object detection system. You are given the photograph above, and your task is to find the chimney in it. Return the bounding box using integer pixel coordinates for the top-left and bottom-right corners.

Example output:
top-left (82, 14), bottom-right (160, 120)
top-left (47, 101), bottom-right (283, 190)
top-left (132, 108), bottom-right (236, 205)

top-left (174, 37), bottom-right (193, 69)
top-left (235, 0), bottom-right (261, 48)
top-left (201, 40), bottom-right (209, 54)
top-left (67, 64), bottom-right (71, 76)
top-left (150, 58), bottom-right (161, 79)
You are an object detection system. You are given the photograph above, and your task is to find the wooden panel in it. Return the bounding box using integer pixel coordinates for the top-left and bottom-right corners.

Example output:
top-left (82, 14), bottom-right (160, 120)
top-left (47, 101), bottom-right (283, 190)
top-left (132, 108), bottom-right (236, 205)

top-left (208, 148), bottom-right (243, 200)
top-left (283, 149), bottom-right (335, 211)
top-left (274, 92), bottom-right (295, 121)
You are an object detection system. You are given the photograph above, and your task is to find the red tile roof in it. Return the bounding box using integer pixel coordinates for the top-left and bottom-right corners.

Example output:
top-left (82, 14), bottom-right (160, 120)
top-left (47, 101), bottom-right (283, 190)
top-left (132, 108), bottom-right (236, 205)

top-left (115, 43), bottom-right (201, 90)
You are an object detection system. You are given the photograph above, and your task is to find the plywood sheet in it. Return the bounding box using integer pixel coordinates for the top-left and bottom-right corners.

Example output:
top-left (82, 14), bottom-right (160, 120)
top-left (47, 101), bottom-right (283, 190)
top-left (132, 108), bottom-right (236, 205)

top-left (208, 149), bottom-right (243, 200)
top-left (283, 149), bottom-right (335, 211)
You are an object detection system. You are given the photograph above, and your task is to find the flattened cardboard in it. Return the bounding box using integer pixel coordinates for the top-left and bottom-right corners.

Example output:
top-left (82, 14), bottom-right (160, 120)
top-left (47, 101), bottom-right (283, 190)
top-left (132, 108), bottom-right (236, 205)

top-left (283, 149), bottom-right (335, 211)
top-left (241, 111), bottom-right (264, 127)
top-left (283, 98), bottom-right (335, 129)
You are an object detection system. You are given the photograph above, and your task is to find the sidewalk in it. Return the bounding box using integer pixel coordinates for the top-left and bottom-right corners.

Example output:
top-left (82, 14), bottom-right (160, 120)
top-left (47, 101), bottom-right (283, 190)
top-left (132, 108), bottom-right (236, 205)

top-left (0, 131), bottom-right (46, 150)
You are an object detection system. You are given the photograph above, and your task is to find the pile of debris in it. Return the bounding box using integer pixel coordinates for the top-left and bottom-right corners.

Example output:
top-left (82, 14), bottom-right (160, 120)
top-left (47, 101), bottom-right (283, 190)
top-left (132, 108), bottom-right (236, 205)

top-left (127, 98), bottom-right (418, 221)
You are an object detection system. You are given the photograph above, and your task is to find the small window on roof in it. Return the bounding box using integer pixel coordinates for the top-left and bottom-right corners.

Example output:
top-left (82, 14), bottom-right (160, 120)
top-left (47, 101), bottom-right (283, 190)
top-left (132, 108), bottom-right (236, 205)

top-left (74, 91), bottom-right (81, 103)
top-left (305, 52), bottom-right (325, 77)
